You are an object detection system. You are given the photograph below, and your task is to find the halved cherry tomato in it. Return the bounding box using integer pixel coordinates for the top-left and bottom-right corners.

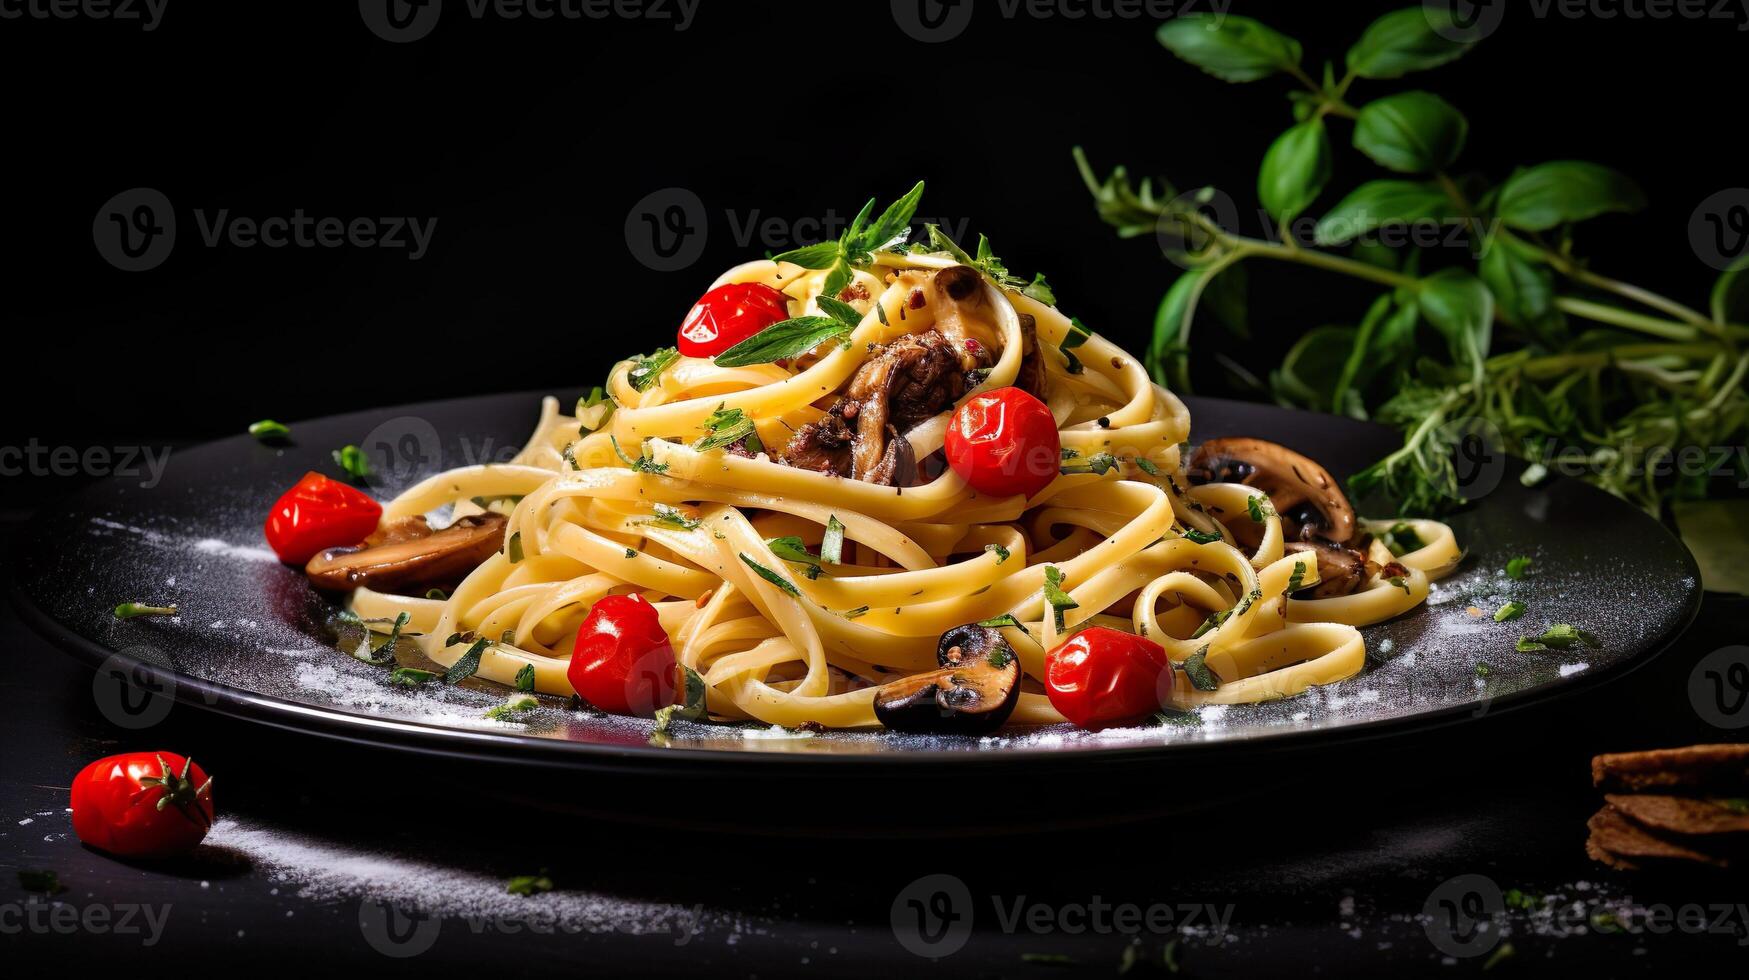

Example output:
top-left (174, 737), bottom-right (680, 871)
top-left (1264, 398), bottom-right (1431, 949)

top-left (71, 751), bottom-right (214, 858)
top-left (568, 593), bottom-right (677, 716)
top-left (944, 387), bottom-right (1061, 499)
top-left (1043, 627), bottom-right (1172, 729)
top-left (677, 282), bottom-right (792, 358)
top-left (264, 471), bottom-right (383, 564)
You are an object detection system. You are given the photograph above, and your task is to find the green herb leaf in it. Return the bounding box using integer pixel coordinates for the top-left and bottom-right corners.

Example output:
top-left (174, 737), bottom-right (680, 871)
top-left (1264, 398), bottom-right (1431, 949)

top-left (1494, 601), bottom-right (1527, 622)
top-left (352, 611), bottom-right (410, 666)
top-left (444, 638), bottom-right (491, 684)
top-left (815, 295), bottom-right (864, 329)
top-left (693, 405), bottom-right (763, 453)
top-left (851, 180), bottom-right (925, 254)
top-left (610, 435), bottom-right (670, 474)
top-left (1060, 315), bottom-right (1093, 375)
top-left (1155, 13), bottom-right (1303, 83)
top-left (1022, 273), bottom-right (1057, 306)
top-left (976, 614), bottom-right (1032, 636)
top-left (772, 240), bottom-right (843, 269)
top-left (507, 531), bottom-right (524, 563)
top-left (1182, 528), bottom-right (1222, 545)
top-left (1518, 623), bottom-right (1599, 650)
top-left (113, 602), bottom-right (178, 620)
top-left (1258, 119), bottom-right (1331, 224)
top-left (248, 419), bottom-right (290, 443)
top-left (1313, 180), bottom-right (1456, 246)
top-left (1495, 161), bottom-right (1647, 232)
top-left (1505, 556), bottom-right (1533, 580)
top-left (1352, 91), bottom-right (1468, 174)
top-left (17, 870), bottom-right (65, 895)
top-left (713, 317), bottom-right (850, 368)
top-left (1286, 560), bottom-right (1308, 595)
top-left (765, 536), bottom-right (823, 579)
top-left (1182, 645), bottom-right (1221, 691)
top-left (1418, 268), bottom-right (1494, 380)
top-left (1346, 7), bottom-right (1477, 80)
top-left (515, 663), bottom-right (536, 692)
top-left (740, 553), bottom-right (801, 597)
top-left (333, 444), bottom-right (370, 479)
top-left (506, 874), bottom-right (554, 897)
top-left (627, 347), bottom-right (680, 392)
top-left (1060, 452), bottom-right (1120, 476)
top-left (985, 543), bottom-right (1011, 563)
top-left (642, 503), bottom-right (702, 531)
top-left (654, 664), bottom-right (709, 734)
top-left (1480, 233), bottom-right (1559, 333)
top-left (575, 385), bottom-right (616, 433)
top-left (1043, 566), bottom-right (1079, 631)
top-left (1246, 494), bottom-right (1275, 522)
top-left (1380, 522), bottom-right (1428, 556)
top-left (821, 515), bottom-right (846, 565)
top-left (485, 695), bottom-right (539, 722)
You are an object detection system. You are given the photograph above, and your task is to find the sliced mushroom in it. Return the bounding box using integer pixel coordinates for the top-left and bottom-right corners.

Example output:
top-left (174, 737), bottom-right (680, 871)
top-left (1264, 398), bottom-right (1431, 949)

top-left (872, 623), bottom-right (1020, 733)
top-left (1284, 541), bottom-right (1370, 599)
top-left (1186, 437), bottom-right (1356, 543)
top-left (305, 513), bottom-right (507, 594)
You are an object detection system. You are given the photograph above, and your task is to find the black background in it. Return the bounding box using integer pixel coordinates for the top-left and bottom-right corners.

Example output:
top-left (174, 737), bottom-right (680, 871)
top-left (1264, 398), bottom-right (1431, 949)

top-left (4, 0), bottom-right (1743, 494)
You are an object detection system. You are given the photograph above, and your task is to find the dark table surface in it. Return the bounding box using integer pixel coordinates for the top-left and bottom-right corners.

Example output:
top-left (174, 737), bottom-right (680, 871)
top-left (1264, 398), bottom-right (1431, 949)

top-left (3, 515), bottom-right (1745, 978)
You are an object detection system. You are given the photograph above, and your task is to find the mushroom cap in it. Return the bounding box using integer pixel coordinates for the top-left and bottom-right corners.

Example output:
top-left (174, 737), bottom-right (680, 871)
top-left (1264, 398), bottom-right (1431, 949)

top-left (872, 624), bottom-right (1021, 733)
top-left (305, 513), bottom-right (507, 593)
top-left (1186, 437), bottom-right (1357, 543)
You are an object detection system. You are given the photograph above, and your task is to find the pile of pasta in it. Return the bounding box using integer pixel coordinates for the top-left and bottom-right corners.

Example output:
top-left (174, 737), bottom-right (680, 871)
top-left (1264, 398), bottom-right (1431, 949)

top-left (350, 250), bottom-right (1461, 728)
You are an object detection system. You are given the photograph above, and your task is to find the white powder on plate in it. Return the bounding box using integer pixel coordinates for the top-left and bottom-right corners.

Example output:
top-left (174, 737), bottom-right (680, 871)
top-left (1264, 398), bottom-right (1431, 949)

top-left (205, 817), bottom-right (731, 940)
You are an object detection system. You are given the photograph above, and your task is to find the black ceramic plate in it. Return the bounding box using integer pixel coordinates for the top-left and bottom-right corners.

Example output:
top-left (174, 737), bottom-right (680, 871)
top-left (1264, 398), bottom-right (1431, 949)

top-left (10, 392), bottom-right (1701, 775)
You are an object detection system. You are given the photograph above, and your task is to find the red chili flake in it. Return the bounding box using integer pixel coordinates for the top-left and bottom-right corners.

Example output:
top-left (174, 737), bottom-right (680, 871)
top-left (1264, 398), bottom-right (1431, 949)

top-left (965, 339), bottom-right (983, 354)
top-left (908, 289), bottom-right (926, 310)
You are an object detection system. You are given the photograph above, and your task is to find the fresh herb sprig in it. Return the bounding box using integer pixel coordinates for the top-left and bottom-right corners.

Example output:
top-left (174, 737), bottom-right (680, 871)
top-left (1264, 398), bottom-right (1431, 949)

top-left (1078, 8), bottom-right (1749, 523)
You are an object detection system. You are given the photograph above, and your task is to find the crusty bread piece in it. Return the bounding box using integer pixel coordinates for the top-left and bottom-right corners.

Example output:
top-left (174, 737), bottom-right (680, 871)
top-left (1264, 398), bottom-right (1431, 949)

top-left (1585, 806), bottom-right (1731, 869)
top-left (1604, 794), bottom-right (1749, 836)
top-left (1591, 744), bottom-right (1749, 793)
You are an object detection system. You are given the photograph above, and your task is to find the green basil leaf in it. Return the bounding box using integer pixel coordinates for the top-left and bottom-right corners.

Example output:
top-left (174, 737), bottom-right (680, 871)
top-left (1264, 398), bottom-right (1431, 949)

top-left (1258, 119), bottom-right (1331, 223)
top-left (1480, 233), bottom-right (1558, 331)
top-left (248, 419), bottom-right (290, 443)
top-left (1313, 180), bottom-right (1455, 246)
top-left (713, 317), bottom-right (849, 367)
top-left (1417, 268), bottom-right (1494, 377)
top-left (1182, 645), bottom-right (1221, 691)
top-left (627, 347), bottom-right (680, 392)
top-left (1156, 13), bottom-right (1302, 83)
top-left (851, 181), bottom-right (925, 254)
top-left (1495, 161), bottom-right (1646, 232)
top-left (444, 638), bottom-right (491, 685)
top-left (515, 663), bottom-right (536, 692)
top-left (821, 259), bottom-right (854, 302)
top-left (1346, 8), bottom-right (1477, 80)
top-left (739, 553), bottom-right (801, 597)
top-left (815, 295), bottom-right (864, 329)
top-left (1352, 91), bottom-right (1468, 174)
top-left (771, 241), bottom-right (843, 269)
top-left (1149, 268), bottom-right (1211, 390)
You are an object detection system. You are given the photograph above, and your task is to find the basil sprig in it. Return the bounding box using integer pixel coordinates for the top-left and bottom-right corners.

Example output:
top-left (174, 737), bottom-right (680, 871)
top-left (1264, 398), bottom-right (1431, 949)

top-left (712, 316), bottom-right (852, 368)
top-left (772, 181), bottom-right (925, 299)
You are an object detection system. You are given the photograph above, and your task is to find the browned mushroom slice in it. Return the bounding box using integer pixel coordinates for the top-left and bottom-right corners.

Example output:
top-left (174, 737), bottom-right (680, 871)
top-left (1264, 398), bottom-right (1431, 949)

top-left (305, 513), bottom-right (508, 593)
top-left (1012, 312), bottom-right (1048, 400)
top-left (1186, 437), bottom-right (1357, 543)
top-left (872, 623), bottom-right (1020, 733)
top-left (1284, 541), bottom-right (1370, 598)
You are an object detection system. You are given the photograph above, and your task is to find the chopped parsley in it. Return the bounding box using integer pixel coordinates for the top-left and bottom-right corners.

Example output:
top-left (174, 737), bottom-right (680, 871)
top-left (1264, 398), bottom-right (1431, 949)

top-left (444, 638), bottom-right (491, 684)
top-left (332, 444), bottom-right (370, 480)
top-left (575, 386), bottom-right (616, 433)
top-left (821, 515), bottom-right (846, 565)
top-left (1387, 575), bottom-right (1411, 596)
top-left (1380, 522), bottom-right (1428, 556)
top-left (1286, 561), bottom-right (1308, 595)
top-left (1059, 316), bottom-right (1093, 374)
top-left (426, 587), bottom-right (448, 600)
top-left (653, 665), bottom-right (708, 733)
top-left (113, 602), bottom-right (178, 620)
top-left (1133, 456), bottom-right (1162, 477)
top-left (740, 553), bottom-right (801, 597)
top-left (641, 503), bottom-right (702, 531)
top-left (610, 435), bottom-right (670, 474)
top-left (1182, 528), bottom-right (1222, 545)
top-left (1043, 566), bottom-right (1078, 631)
top-left (976, 614), bottom-right (1032, 636)
top-left (389, 667), bottom-right (438, 686)
top-left (1246, 494), bottom-right (1274, 523)
top-left (985, 543), bottom-right (1011, 563)
top-left (1517, 624), bottom-right (1599, 651)
top-left (562, 443), bottom-right (580, 470)
top-left (1493, 601), bottom-right (1526, 622)
top-left (1060, 452), bottom-right (1120, 476)
top-left (247, 419), bottom-right (290, 443)
top-left (484, 695), bottom-right (539, 722)
top-left (1181, 645), bottom-right (1221, 691)
top-left (515, 663), bottom-right (536, 692)
top-left (351, 611), bottom-right (410, 666)
top-left (765, 536), bottom-right (823, 579)
top-left (627, 347), bottom-right (680, 392)
top-left (1505, 555), bottom-right (1533, 580)
top-left (506, 874), bottom-right (554, 897)
top-left (694, 405), bottom-right (764, 453)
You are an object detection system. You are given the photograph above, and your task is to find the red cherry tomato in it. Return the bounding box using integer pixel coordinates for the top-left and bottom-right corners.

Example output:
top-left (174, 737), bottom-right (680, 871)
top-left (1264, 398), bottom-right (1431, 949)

top-left (944, 387), bottom-right (1062, 499)
top-left (71, 751), bottom-right (214, 858)
top-left (1044, 627), bottom-right (1172, 729)
top-left (677, 282), bottom-right (792, 358)
top-left (264, 471), bottom-right (383, 564)
top-left (568, 593), bottom-right (677, 716)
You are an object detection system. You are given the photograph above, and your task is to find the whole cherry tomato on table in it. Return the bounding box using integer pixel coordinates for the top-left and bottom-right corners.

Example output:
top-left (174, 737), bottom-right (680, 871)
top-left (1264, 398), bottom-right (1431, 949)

top-left (677, 282), bottom-right (792, 358)
top-left (944, 387), bottom-right (1061, 499)
top-left (1044, 627), bottom-right (1172, 729)
top-left (568, 593), bottom-right (678, 716)
top-left (71, 751), bottom-right (214, 858)
top-left (264, 471), bottom-right (383, 564)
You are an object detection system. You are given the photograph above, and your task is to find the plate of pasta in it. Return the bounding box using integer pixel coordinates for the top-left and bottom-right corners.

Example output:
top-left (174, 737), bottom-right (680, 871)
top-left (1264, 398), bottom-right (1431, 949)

top-left (14, 186), bottom-right (1701, 773)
